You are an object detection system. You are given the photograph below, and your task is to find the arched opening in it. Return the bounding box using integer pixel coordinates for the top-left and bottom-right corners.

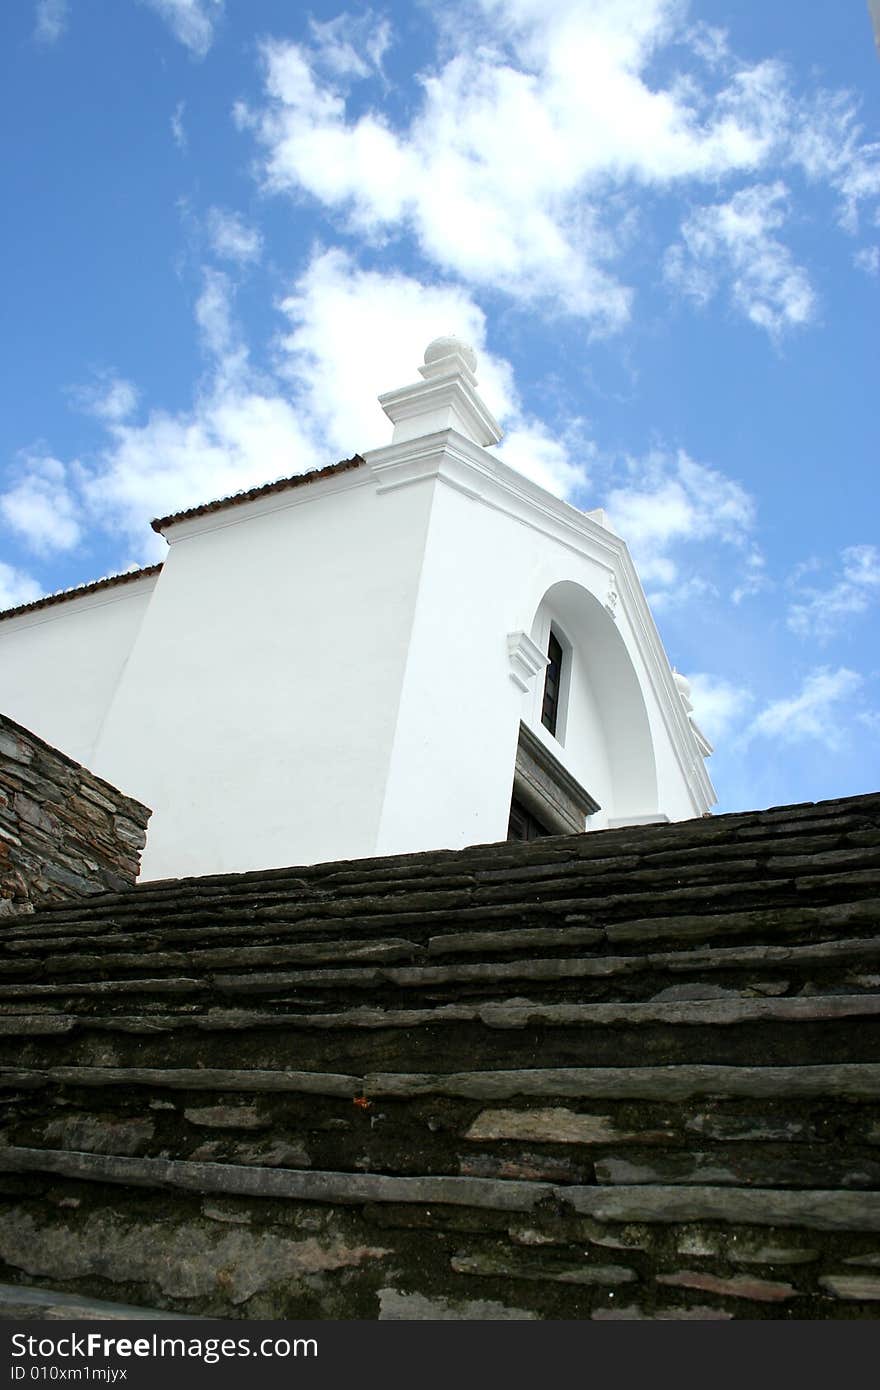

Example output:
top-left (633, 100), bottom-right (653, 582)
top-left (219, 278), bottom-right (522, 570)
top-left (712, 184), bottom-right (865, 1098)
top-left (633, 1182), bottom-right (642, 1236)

top-left (525, 580), bottom-right (659, 826)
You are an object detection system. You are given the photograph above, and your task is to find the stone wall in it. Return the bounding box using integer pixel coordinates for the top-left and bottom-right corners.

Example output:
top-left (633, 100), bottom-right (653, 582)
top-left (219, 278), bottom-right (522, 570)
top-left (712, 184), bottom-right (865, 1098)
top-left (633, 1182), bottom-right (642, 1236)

top-left (0, 713), bottom-right (150, 915)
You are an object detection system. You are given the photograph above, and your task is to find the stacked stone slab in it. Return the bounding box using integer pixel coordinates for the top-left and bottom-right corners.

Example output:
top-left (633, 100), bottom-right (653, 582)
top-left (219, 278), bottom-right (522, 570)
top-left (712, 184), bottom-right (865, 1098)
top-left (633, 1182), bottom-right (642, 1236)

top-left (0, 714), bottom-right (150, 915)
top-left (1, 791), bottom-right (879, 1319)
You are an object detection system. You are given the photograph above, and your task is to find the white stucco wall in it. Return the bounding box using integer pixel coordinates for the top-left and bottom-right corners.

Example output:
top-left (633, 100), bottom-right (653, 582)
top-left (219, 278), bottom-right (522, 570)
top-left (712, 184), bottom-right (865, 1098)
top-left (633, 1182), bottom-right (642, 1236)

top-left (0, 576), bottom-right (157, 770)
top-left (375, 446), bottom-right (707, 857)
top-left (375, 475), bottom-right (527, 855)
top-left (89, 466), bottom-right (437, 879)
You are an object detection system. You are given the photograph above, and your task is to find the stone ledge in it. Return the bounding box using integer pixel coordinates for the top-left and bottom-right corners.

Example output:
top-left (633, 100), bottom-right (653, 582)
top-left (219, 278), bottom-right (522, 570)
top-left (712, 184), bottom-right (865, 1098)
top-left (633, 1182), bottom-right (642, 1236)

top-left (4, 1146), bottom-right (880, 1231)
top-left (0, 1280), bottom-right (198, 1320)
top-left (5, 1061), bottom-right (880, 1099)
top-left (1, 993), bottom-right (876, 1038)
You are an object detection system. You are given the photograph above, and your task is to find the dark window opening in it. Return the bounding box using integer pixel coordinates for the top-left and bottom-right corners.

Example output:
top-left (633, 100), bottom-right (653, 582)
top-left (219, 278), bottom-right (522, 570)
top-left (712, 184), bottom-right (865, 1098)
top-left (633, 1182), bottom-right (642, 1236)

top-left (507, 795), bottom-right (554, 841)
top-left (541, 629), bottom-right (564, 737)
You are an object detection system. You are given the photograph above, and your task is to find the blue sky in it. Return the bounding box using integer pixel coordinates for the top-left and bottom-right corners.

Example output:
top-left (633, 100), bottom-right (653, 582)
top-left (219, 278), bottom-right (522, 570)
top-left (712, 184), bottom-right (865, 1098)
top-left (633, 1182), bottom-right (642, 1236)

top-left (2, 0), bottom-right (879, 814)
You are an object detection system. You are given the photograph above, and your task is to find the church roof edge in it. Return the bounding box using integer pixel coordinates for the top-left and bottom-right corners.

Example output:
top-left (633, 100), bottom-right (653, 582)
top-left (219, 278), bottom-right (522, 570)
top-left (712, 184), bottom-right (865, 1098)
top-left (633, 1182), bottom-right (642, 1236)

top-left (150, 455), bottom-right (366, 534)
top-left (0, 564), bottom-right (164, 625)
top-left (0, 456), bottom-right (367, 625)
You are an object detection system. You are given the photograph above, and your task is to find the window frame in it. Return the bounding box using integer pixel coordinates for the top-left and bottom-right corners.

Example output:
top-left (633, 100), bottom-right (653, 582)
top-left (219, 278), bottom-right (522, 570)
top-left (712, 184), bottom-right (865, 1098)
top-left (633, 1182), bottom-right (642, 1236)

top-left (536, 621), bottom-right (572, 745)
top-left (541, 628), bottom-right (564, 737)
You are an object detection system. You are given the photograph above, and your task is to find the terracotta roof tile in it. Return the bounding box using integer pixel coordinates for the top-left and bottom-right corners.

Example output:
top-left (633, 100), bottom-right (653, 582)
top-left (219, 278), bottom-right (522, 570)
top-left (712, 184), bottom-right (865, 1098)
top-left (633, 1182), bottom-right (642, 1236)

top-left (150, 455), bottom-right (365, 534)
top-left (0, 564), bottom-right (163, 624)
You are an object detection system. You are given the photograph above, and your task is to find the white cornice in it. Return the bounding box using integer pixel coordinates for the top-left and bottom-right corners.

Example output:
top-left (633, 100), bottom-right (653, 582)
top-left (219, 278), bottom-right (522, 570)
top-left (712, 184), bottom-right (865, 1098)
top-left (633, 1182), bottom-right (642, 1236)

top-left (366, 429), bottom-right (716, 816)
top-left (368, 430), bottom-right (623, 562)
top-left (690, 719), bottom-right (714, 759)
top-left (378, 372), bottom-right (503, 449)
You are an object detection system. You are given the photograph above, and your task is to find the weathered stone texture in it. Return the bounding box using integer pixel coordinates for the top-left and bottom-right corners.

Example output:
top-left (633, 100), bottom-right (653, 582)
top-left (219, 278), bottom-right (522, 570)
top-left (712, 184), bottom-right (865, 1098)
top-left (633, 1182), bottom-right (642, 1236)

top-left (42, 1115), bottom-right (154, 1156)
top-left (656, 1270), bottom-right (798, 1302)
top-left (0, 1208), bottom-right (388, 1309)
top-left (0, 714), bottom-right (150, 915)
top-left (183, 1105), bottom-right (268, 1131)
top-left (0, 789), bottom-right (879, 1318)
top-left (819, 1275), bottom-right (880, 1301)
top-left (0, 1282), bottom-right (193, 1320)
top-left (465, 1108), bottom-right (670, 1145)
top-left (378, 1288), bottom-right (538, 1320)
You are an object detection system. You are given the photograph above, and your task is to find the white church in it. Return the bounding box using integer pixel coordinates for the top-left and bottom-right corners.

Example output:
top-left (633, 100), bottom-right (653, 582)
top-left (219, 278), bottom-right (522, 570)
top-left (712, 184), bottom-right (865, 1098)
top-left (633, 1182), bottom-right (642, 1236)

top-left (0, 339), bottom-right (714, 881)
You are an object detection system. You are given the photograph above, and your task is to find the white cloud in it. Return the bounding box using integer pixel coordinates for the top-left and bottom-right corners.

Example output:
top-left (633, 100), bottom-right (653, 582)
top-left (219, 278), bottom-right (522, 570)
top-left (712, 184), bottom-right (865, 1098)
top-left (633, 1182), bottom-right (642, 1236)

top-left (857, 708), bottom-right (880, 735)
top-left (72, 273), bottom-right (288, 554)
top-left (497, 422), bottom-right (590, 498)
top-left (685, 672), bottom-right (754, 744)
top-left (0, 454), bottom-right (83, 555)
top-left (307, 11), bottom-right (392, 80)
top-left (71, 374), bottom-right (139, 423)
top-left (0, 562), bottom-right (43, 611)
top-left (171, 102), bottom-right (187, 152)
top-left (16, 248), bottom-right (586, 566)
top-left (192, 268), bottom-right (251, 393)
top-left (278, 247), bottom-right (587, 496)
top-left (731, 547), bottom-right (768, 604)
top-left (78, 272), bottom-right (313, 553)
top-left (649, 573), bottom-right (718, 614)
top-left (139, 0), bottom-right (223, 58)
top-left (665, 183), bottom-right (815, 335)
top-left (855, 246), bottom-right (880, 278)
top-left (787, 544), bottom-right (880, 641)
top-left (206, 208), bottom-right (263, 265)
top-left (237, 3), bottom-right (880, 329)
top-left (604, 448), bottom-right (756, 603)
top-left (685, 21), bottom-right (729, 69)
top-left (788, 87), bottom-right (880, 235)
top-left (84, 391), bottom-right (315, 560)
top-left (748, 667), bottom-right (863, 750)
top-left (277, 248), bottom-right (502, 453)
top-left (34, 0), bottom-right (68, 44)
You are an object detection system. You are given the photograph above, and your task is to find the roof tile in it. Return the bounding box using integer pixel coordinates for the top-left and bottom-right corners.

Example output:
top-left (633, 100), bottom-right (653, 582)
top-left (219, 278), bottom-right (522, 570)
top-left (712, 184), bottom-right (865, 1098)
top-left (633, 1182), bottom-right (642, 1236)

top-left (0, 564), bottom-right (163, 624)
top-left (150, 455), bottom-right (365, 533)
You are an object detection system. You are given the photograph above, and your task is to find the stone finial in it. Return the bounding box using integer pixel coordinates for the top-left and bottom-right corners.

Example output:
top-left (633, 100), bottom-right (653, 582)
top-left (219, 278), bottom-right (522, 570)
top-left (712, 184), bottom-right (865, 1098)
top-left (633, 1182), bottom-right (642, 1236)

top-left (377, 335), bottom-right (502, 449)
top-left (673, 670), bottom-right (693, 713)
top-left (672, 669), bottom-right (713, 759)
top-left (423, 336), bottom-right (478, 375)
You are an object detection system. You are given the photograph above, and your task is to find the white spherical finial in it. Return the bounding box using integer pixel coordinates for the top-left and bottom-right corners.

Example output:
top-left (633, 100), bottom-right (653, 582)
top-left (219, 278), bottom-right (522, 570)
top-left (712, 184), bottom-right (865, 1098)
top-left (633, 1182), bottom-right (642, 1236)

top-left (673, 670), bottom-right (693, 710)
top-left (424, 335), bottom-right (477, 374)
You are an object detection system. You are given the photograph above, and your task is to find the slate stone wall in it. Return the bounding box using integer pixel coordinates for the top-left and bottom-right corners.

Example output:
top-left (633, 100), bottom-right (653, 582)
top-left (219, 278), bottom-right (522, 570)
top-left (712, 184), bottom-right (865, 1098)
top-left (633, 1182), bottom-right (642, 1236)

top-left (0, 713), bottom-right (150, 916)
